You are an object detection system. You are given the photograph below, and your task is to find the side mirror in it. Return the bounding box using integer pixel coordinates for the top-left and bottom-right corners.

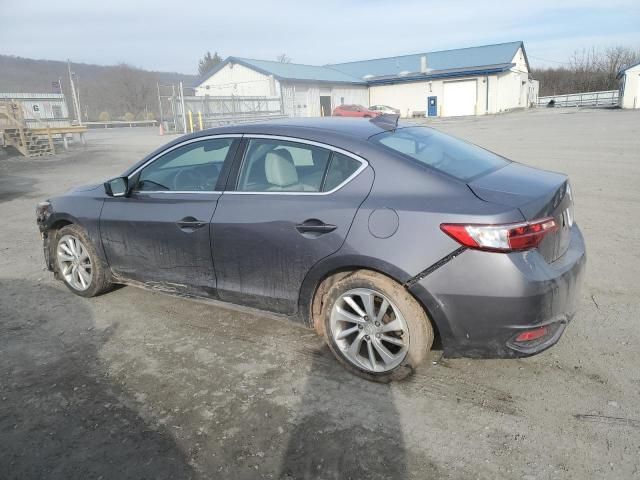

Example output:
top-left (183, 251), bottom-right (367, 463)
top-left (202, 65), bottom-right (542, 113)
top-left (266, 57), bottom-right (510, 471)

top-left (104, 177), bottom-right (128, 197)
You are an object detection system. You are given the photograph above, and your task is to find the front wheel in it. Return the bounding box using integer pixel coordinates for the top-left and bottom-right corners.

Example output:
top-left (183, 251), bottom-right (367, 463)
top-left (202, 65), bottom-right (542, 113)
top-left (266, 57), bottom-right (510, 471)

top-left (55, 224), bottom-right (112, 297)
top-left (322, 270), bottom-right (433, 382)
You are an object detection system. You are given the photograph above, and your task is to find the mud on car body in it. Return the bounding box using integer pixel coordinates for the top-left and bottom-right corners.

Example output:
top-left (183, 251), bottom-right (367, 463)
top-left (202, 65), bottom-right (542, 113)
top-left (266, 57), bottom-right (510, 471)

top-left (37, 116), bottom-right (586, 382)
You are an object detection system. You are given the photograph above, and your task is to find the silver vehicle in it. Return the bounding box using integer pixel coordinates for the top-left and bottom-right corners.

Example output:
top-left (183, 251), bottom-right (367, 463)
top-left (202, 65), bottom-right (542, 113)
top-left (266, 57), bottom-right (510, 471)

top-left (369, 105), bottom-right (401, 115)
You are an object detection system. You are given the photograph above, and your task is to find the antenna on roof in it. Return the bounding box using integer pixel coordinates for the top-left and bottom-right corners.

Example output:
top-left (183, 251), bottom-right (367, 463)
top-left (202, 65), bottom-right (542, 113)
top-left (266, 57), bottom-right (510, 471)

top-left (370, 113), bottom-right (399, 130)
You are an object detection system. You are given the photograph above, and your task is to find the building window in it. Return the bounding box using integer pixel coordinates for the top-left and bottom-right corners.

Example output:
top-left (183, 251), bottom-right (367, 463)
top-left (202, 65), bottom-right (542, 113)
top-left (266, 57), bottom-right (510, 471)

top-left (52, 105), bottom-right (63, 118)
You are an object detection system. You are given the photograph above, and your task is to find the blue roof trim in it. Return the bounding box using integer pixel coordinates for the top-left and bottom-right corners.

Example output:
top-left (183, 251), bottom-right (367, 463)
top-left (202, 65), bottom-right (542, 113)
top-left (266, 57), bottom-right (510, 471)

top-left (327, 41), bottom-right (525, 79)
top-left (194, 56), bottom-right (365, 87)
top-left (194, 58), bottom-right (234, 87)
top-left (195, 41), bottom-right (528, 88)
top-left (617, 60), bottom-right (640, 79)
top-left (366, 65), bottom-right (514, 85)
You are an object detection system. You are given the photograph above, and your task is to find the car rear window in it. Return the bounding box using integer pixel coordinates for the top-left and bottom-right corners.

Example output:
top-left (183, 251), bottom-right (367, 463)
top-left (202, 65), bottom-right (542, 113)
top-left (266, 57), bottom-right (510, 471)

top-left (371, 127), bottom-right (509, 181)
top-left (323, 153), bottom-right (361, 192)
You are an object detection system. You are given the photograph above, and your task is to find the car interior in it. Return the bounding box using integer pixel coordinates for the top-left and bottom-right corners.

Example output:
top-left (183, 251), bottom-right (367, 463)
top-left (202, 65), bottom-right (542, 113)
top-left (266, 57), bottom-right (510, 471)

top-left (136, 138), bottom-right (232, 192)
top-left (132, 137), bottom-right (362, 194)
top-left (237, 140), bottom-right (331, 192)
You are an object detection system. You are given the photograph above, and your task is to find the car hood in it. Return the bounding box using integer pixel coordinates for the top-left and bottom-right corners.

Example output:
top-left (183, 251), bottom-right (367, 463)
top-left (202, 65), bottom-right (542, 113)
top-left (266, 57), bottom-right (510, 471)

top-left (468, 163), bottom-right (568, 220)
top-left (66, 183), bottom-right (103, 194)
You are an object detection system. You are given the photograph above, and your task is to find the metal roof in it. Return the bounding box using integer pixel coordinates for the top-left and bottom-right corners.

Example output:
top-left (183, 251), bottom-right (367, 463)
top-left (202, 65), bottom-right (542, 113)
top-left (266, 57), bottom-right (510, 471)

top-left (196, 57), bottom-right (364, 87)
top-left (365, 63), bottom-right (515, 85)
top-left (195, 41), bottom-right (526, 87)
top-left (234, 57), bottom-right (364, 83)
top-left (327, 41), bottom-right (525, 79)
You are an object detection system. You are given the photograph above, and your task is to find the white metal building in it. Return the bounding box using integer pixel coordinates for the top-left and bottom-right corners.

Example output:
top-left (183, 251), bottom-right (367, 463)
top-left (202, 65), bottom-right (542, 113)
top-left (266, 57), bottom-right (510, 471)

top-left (195, 59), bottom-right (368, 117)
top-left (195, 41), bottom-right (537, 118)
top-left (0, 93), bottom-right (70, 128)
top-left (618, 62), bottom-right (640, 109)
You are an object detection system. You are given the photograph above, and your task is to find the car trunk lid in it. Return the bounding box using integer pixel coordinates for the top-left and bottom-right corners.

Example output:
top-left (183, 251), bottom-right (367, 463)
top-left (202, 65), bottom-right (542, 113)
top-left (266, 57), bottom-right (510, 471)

top-left (468, 163), bottom-right (573, 262)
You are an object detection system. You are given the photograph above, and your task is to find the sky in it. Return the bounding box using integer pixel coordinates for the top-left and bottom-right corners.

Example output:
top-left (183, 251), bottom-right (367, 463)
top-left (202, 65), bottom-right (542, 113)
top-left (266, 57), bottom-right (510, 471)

top-left (1, 0), bottom-right (639, 74)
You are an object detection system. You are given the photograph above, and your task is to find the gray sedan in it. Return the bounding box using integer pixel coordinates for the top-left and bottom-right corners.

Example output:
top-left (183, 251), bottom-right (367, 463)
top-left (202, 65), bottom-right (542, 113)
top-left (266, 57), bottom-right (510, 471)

top-left (36, 117), bottom-right (585, 382)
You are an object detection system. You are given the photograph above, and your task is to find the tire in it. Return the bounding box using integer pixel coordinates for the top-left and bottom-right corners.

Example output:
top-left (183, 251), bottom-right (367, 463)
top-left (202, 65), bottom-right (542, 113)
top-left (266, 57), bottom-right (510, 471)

top-left (321, 270), bottom-right (433, 382)
top-left (54, 224), bottom-right (112, 298)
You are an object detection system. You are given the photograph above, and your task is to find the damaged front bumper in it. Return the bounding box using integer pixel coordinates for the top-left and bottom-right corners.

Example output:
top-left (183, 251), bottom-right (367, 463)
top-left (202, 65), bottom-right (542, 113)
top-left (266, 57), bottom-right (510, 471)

top-left (36, 201), bottom-right (55, 271)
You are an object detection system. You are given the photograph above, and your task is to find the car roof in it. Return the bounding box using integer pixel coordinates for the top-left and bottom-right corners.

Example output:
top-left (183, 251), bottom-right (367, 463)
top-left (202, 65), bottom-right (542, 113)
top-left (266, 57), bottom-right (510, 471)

top-left (193, 117), bottom-right (414, 141)
top-left (123, 118), bottom-right (430, 178)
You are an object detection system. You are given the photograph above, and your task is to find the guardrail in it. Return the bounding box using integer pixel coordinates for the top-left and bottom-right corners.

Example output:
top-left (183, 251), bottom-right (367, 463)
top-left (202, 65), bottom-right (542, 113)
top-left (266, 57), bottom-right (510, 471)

top-left (84, 120), bottom-right (158, 129)
top-left (538, 90), bottom-right (619, 108)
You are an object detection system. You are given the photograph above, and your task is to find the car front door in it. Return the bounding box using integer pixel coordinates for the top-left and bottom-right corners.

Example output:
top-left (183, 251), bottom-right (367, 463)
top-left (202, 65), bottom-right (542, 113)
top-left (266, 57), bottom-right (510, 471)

top-left (211, 136), bottom-right (374, 314)
top-left (100, 135), bottom-right (241, 297)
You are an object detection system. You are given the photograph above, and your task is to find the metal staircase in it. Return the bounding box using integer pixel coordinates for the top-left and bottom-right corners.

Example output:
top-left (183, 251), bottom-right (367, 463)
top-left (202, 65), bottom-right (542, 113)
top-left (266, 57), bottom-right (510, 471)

top-left (0, 102), bottom-right (55, 157)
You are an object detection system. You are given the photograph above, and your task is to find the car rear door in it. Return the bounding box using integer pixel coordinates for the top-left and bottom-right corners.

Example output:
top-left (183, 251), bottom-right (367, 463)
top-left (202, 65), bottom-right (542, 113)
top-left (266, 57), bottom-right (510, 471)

top-left (211, 135), bottom-right (374, 314)
top-left (99, 135), bottom-right (241, 297)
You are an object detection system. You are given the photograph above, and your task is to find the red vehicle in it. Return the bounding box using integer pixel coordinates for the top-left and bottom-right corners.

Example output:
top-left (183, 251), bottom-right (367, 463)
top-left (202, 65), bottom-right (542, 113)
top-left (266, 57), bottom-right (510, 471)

top-left (332, 104), bottom-right (381, 118)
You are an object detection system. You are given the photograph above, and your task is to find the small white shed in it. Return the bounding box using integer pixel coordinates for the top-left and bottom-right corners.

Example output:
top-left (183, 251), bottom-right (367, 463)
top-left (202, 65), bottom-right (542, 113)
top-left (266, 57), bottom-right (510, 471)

top-left (618, 62), bottom-right (640, 109)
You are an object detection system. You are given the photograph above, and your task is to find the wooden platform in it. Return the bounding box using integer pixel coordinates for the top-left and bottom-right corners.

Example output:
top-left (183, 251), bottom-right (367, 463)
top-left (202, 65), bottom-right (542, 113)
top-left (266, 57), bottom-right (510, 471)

top-left (0, 101), bottom-right (87, 157)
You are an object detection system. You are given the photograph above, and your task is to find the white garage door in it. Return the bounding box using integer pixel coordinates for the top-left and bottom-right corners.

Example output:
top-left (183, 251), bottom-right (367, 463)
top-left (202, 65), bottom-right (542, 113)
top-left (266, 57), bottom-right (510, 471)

top-left (443, 80), bottom-right (477, 117)
top-left (294, 89), bottom-right (309, 117)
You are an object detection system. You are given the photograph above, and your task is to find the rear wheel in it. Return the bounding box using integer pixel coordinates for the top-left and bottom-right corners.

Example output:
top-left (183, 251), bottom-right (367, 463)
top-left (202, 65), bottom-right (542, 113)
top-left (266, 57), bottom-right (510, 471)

top-left (55, 224), bottom-right (112, 297)
top-left (321, 270), bottom-right (433, 382)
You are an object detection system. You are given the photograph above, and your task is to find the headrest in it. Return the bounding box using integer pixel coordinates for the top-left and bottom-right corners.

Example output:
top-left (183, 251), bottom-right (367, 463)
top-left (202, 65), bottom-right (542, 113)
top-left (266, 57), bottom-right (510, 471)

top-left (265, 150), bottom-right (298, 187)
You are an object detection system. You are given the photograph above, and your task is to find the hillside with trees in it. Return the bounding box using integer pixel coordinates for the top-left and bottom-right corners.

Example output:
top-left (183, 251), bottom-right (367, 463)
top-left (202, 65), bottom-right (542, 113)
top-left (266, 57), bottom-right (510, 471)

top-left (0, 55), bottom-right (196, 121)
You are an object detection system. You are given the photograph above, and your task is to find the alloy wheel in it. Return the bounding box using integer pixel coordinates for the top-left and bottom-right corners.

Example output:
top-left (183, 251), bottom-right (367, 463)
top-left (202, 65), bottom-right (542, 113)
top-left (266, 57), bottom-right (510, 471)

top-left (329, 288), bottom-right (409, 373)
top-left (57, 234), bottom-right (93, 291)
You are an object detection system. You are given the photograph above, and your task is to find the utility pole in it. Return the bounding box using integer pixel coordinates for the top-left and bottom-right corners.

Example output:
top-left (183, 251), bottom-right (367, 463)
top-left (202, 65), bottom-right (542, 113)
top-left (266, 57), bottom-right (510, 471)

top-left (157, 82), bottom-right (164, 127)
top-left (179, 81), bottom-right (187, 134)
top-left (67, 59), bottom-right (83, 125)
top-left (57, 76), bottom-right (69, 117)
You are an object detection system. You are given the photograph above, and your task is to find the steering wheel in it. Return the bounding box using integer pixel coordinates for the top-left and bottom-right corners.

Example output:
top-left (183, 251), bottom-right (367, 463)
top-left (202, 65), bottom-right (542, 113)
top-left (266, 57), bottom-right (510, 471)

top-left (173, 168), bottom-right (205, 191)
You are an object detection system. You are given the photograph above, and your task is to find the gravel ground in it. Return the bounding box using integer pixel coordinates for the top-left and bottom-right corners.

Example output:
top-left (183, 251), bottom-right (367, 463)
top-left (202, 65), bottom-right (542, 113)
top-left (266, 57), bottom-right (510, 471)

top-left (1, 108), bottom-right (639, 479)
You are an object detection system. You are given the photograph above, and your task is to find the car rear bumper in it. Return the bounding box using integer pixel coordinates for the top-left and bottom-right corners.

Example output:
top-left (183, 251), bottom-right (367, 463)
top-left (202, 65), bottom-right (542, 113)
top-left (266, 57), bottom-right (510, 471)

top-left (409, 224), bottom-right (586, 358)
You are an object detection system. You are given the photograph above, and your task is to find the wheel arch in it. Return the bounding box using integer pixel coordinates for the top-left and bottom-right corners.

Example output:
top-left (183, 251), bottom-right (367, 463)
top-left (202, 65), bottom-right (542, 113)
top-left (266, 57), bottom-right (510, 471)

top-left (42, 214), bottom-right (81, 272)
top-left (299, 255), bottom-right (444, 345)
top-left (46, 212), bottom-right (81, 232)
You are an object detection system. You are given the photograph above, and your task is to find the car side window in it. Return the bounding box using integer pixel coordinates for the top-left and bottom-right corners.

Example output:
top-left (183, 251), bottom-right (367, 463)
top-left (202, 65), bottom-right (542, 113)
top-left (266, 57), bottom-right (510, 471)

top-left (136, 138), bottom-right (235, 192)
top-left (323, 153), bottom-right (361, 192)
top-left (237, 139), bottom-right (331, 192)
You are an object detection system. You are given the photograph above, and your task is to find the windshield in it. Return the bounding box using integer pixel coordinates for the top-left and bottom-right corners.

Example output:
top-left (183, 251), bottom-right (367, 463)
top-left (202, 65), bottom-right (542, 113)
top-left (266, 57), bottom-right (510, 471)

top-left (371, 127), bottom-right (509, 181)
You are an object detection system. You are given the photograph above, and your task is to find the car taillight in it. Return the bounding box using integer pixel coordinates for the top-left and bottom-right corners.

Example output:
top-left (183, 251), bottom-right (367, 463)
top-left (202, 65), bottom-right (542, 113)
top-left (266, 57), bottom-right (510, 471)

top-left (514, 326), bottom-right (548, 342)
top-left (440, 217), bottom-right (557, 253)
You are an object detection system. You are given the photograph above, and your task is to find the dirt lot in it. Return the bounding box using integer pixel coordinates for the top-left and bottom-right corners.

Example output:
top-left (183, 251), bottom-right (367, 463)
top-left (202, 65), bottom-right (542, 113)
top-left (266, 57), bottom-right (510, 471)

top-left (1, 108), bottom-right (639, 480)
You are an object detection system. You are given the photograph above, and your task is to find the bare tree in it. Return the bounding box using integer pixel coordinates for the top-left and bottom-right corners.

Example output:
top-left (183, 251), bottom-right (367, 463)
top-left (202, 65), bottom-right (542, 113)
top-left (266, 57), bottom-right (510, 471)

top-left (276, 53), bottom-right (291, 63)
top-left (108, 63), bottom-right (157, 118)
top-left (532, 45), bottom-right (640, 96)
top-left (598, 46), bottom-right (640, 88)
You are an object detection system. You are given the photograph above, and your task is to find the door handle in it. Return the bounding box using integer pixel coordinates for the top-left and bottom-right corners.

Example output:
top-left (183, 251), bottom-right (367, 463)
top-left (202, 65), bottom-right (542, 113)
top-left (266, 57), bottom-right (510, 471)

top-left (177, 217), bottom-right (206, 230)
top-left (295, 220), bottom-right (337, 234)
